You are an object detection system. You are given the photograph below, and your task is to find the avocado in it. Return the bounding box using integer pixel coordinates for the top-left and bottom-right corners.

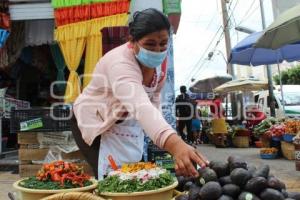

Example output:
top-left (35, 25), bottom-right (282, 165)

top-left (218, 195), bottom-right (234, 200)
top-left (260, 188), bottom-right (285, 200)
top-left (175, 194), bottom-right (189, 200)
top-left (199, 181), bottom-right (222, 200)
top-left (188, 186), bottom-right (201, 200)
top-left (245, 177), bottom-right (268, 195)
top-left (282, 189), bottom-right (289, 198)
top-left (267, 177), bottom-right (286, 191)
top-left (197, 168), bottom-right (218, 186)
top-left (183, 181), bottom-right (195, 191)
top-left (288, 192), bottom-right (300, 200)
top-left (222, 184), bottom-right (240, 198)
top-left (176, 176), bottom-right (186, 191)
top-left (211, 161), bottom-right (230, 178)
top-left (230, 168), bottom-right (252, 187)
top-left (247, 164), bottom-right (257, 176)
top-left (209, 160), bottom-right (219, 168)
top-left (238, 192), bottom-right (260, 200)
top-left (228, 156), bottom-right (248, 171)
top-left (219, 176), bottom-right (233, 186)
top-left (253, 165), bottom-right (270, 179)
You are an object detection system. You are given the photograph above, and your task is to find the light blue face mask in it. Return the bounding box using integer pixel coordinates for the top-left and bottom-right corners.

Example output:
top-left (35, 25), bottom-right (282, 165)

top-left (135, 45), bottom-right (168, 68)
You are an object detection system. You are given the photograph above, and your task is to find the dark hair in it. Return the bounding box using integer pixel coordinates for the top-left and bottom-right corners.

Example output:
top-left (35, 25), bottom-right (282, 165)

top-left (129, 8), bottom-right (171, 41)
top-left (180, 85), bottom-right (187, 93)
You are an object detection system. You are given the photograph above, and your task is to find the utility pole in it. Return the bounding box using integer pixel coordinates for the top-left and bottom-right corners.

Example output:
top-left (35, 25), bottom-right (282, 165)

top-left (260, 0), bottom-right (276, 117)
top-left (220, 0), bottom-right (237, 119)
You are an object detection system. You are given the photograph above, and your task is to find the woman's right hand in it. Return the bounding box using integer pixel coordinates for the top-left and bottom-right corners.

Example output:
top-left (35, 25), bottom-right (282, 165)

top-left (164, 134), bottom-right (209, 177)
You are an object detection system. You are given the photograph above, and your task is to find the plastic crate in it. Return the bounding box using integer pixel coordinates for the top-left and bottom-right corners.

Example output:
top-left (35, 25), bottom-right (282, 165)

top-left (10, 107), bottom-right (71, 133)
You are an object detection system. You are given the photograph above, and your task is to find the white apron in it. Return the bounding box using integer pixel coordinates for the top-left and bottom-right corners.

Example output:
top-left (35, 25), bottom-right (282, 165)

top-left (98, 67), bottom-right (162, 179)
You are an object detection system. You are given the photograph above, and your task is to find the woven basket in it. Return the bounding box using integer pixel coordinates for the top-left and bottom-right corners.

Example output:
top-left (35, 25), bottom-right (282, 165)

top-left (281, 141), bottom-right (295, 160)
top-left (232, 136), bottom-right (249, 148)
top-left (41, 192), bottom-right (106, 200)
top-left (212, 133), bottom-right (227, 148)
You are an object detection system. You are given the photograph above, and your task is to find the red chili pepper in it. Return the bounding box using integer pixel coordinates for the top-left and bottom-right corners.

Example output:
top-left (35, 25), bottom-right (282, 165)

top-left (108, 155), bottom-right (118, 171)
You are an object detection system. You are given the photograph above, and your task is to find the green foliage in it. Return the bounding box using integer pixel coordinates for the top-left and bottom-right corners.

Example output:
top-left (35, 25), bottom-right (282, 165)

top-left (97, 172), bottom-right (175, 193)
top-left (273, 65), bottom-right (300, 85)
top-left (19, 177), bottom-right (92, 190)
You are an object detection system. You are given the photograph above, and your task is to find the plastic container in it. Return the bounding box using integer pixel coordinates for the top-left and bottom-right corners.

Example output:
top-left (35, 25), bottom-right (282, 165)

top-left (98, 181), bottom-right (178, 200)
top-left (272, 136), bottom-right (282, 142)
top-left (283, 134), bottom-right (295, 143)
top-left (10, 107), bottom-right (71, 133)
top-left (13, 179), bottom-right (98, 200)
top-left (260, 153), bottom-right (278, 159)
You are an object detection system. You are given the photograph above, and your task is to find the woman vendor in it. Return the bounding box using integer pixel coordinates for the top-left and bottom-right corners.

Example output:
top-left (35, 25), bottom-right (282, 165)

top-left (71, 8), bottom-right (209, 179)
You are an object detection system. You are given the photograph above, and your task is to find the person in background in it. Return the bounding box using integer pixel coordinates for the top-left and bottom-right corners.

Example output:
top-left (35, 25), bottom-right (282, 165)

top-left (71, 9), bottom-right (209, 179)
top-left (210, 94), bottom-right (223, 119)
top-left (175, 85), bottom-right (193, 143)
top-left (192, 109), bottom-right (202, 145)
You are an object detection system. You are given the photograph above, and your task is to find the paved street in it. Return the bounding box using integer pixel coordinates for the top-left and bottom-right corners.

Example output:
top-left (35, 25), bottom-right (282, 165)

top-left (0, 145), bottom-right (299, 199)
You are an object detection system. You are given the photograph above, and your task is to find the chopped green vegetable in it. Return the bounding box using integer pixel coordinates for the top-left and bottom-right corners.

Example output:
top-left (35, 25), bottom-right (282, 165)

top-left (19, 177), bottom-right (92, 190)
top-left (98, 172), bottom-right (175, 193)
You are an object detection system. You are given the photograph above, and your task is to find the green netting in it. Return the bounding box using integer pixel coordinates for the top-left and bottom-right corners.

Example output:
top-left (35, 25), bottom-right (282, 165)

top-left (51, 0), bottom-right (115, 8)
top-left (163, 0), bottom-right (181, 15)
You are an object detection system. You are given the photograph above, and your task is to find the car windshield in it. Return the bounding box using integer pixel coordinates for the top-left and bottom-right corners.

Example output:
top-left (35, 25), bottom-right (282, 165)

top-left (276, 92), bottom-right (300, 106)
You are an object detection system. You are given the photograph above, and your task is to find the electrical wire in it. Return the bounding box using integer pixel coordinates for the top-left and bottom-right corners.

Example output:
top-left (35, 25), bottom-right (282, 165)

top-left (183, 0), bottom-right (239, 85)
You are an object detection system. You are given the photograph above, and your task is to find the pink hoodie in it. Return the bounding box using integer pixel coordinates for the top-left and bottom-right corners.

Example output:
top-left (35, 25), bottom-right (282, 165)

top-left (73, 43), bottom-right (175, 148)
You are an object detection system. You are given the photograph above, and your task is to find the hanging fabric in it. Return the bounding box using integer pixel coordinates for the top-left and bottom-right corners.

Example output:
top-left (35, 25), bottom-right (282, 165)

top-left (51, 0), bottom-right (115, 9)
top-left (7, 21), bottom-right (25, 65)
top-left (50, 43), bottom-right (67, 93)
top-left (54, 0), bottom-right (130, 27)
top-left (55, 21), bottom-right (88, 103)
top-left (25, 20), bottom-right (55, 46)
top-left (101, 26), bottom-right (129, 55)
top-left (163, 0), bottom-right (182, 15)
top-left (0, 28), bottom-right (9, 48)
top-left (83, 13), bottom-right (128, 88)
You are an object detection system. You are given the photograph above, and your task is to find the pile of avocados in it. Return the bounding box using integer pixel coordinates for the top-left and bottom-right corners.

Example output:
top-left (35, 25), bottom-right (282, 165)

top-left (175, 156), bottom-right (300, 200)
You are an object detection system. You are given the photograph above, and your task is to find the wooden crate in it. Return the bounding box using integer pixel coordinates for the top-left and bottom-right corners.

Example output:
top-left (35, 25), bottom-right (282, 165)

top-left (18, 132), bottom-right (94, 177)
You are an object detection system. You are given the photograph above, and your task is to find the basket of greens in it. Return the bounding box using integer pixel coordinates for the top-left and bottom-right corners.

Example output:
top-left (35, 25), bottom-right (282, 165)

top-left (13, 161), bottom-right (97, 200)
top-left (96, 162), bottom-right (178, 200)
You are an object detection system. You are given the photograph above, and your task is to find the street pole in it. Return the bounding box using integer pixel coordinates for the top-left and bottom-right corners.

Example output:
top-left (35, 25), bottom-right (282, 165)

top-left (220, 0), bottom-right (237, 120)
top-left (259, 0), bottom-right (276, 117)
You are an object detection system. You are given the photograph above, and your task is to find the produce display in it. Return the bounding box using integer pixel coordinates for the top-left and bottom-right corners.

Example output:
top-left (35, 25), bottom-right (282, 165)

top-left (284, 120), bottom-right (300, 135)
top-left (260, 148), bottom-right (278, 155)
top-left (269, 124), bottom-right (285, 138)
top-left (97, 162), bottom-right (175, 193)
top-left (253, 117), bottom-right (278, 137)
top-left (19, 161), bottom-right (92, 190)
top-left (175, 156), bottom-right (300, 200)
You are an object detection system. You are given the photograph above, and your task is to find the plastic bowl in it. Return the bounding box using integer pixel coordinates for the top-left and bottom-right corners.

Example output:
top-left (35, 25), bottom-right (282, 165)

top-left (98, 181), bottom-right (178, 200)
top-left (13, 178), bottom-right (98, 200)
top-left (260, 153), bottom-right (278, 159)
top-left (283, 134), bottom-right (295, 143)
top-left (272, 136), bottom-right (282, 142)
